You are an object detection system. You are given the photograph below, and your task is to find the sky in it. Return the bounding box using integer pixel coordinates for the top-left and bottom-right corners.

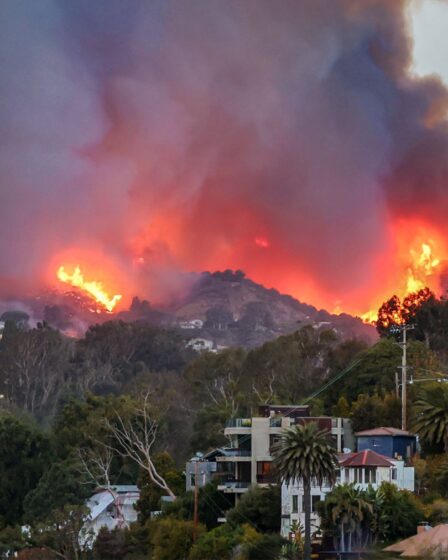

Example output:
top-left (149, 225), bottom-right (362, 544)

top-left (410, 0), bottom-right (448, 83)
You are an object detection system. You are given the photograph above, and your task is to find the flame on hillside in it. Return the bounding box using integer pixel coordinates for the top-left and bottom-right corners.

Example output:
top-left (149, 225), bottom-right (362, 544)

top-left (57, 265), bottom-right (122, 312)
top-left (361, 241), bottom-right (441, 324)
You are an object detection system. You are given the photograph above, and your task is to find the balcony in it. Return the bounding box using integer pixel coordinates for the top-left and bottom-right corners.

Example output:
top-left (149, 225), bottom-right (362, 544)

top-left (217, 448), bottom-right (251, 462)
top-left (226, 418), bottom-right (252, 428)
top-left (256, 474), bottom-right (275, 484)
top-left (217, 480), bottom-right (251, 493)
top-left (224, 418), bottom-right (252, 436)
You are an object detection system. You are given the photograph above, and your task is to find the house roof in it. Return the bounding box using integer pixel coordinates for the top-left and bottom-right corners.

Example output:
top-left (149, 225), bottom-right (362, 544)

top-left (384, 524), bottom-right (448, 557)
top-left (339, 449), bottom-right (394, 467)
top-left (87, 488), bottom-right (140, 521)
top-left (355, 427), bottom-right (413, 437)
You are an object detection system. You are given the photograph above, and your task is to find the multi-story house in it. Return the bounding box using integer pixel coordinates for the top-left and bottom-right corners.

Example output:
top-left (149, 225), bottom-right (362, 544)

top-left (215, 405), bottom-right (354, 507)
top-left (281, 439), bottom-right (416, 537)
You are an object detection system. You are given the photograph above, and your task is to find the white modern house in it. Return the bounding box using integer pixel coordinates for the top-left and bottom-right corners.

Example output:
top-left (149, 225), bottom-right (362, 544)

top-left (281, 449), bottom-right (415, 537)
top-left (81, 486), bottom-right (140, 546)
top-left (217, 405), bottom-right (353, 508)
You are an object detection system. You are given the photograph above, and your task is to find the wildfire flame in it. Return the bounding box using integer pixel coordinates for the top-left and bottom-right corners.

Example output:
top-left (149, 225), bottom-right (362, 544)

top-left (57, 265), bottom-right (122, 312)
top-left (361, 241), bottom-right (441, 324)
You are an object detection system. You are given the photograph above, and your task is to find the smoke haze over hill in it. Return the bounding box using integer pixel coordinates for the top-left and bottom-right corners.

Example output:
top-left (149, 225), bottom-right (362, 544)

top-left (2, 1), bottom-right (448, 315)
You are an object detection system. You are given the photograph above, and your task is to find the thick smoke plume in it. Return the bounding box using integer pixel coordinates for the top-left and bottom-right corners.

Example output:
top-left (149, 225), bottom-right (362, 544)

top-left (1, 0), bottom-right (448, 314)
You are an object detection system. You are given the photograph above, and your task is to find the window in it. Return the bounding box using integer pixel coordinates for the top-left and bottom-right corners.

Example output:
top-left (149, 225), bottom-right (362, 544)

top-left (344, 468), bottom-right (350, 483)
top-left (311, 495), bottom-right (321, 512)
top-left (190, 473), bottom-right (196, 487)
top-left (391, 468), bottom-right (397, 481)
top-left (364, 467), bottom-right (377, 484)
top-left (335, 468), bottom-right (341, 483)
top-left (354, 469), bottom-right (361, 483)
top-left (292, 495), bottom-right (298, 513)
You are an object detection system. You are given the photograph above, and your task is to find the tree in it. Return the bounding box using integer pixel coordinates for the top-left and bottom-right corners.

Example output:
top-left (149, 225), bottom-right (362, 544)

top-left (0, 325), bottom-right (73, 418)
top-left (272, 422), bottom-right (337, 560)
top-left (376, 289), bottom-right (434, 337)
top-left (188, 524), bottom-right (244, 560)
top-left (318, 483), bottom-right (424, 549)
top-left (412, 383), bottom-right (448, 452)
top-left (104, 391), bottom-right (176, 499)
top-left (349, 392), bottom-right (401, 432)
top-left (243, 327), bottom-right (339, 406)
top-left (23, 460), bottom-right (91, 524)
top-left (317, 484), bottom-right (372, 551)
top-left (163, 481), bottom-right (229, 530)
top-left (31, 504), bottom-right (90, 560)
top-left (93, 527), bottom-right (127, 559)
top-left (136, 452), bottom-right (184, 521)
top-left (226, 485), bottom-right (281, 533)
top-left (150, 518), bottom-right (204, 560)
top-left (375, 482), bottom-right (424, 541)
top-left (185, 348), bottom-right (246, 417)
top-left (0, 413), bottom-right (51, 525)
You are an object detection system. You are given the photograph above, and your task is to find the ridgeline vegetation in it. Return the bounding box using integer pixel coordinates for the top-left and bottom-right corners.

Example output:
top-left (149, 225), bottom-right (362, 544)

top-left (1, 289), bottom-right (448, 558)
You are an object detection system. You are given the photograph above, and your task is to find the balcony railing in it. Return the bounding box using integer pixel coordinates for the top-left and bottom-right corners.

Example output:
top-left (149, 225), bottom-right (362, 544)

top-left (226, 418), bottom-right (252, 428)
top-left (219, 481), bottom-right (251, 489)
top-left (224, 448), bottom-right (251, 457)
top-left (256, 474), bottom-right (275, 484)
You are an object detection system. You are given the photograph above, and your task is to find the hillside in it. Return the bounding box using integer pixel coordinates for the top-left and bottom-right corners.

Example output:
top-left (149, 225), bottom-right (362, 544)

top-left (123, 270), bottom-right (377, 348)
top-left (3, 270), bottom-right (376, 347)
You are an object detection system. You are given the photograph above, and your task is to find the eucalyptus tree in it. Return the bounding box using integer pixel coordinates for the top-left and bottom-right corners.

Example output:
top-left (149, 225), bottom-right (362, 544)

top-left (272, 422), bottom-right (337, 560)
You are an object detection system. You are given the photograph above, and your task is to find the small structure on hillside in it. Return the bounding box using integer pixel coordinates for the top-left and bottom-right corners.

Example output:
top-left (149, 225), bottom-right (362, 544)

top-left (82, 486), bottom-right (139, 546)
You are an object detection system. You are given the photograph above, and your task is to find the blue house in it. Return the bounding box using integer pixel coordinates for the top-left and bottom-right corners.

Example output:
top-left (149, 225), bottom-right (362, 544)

top-left (355, 427), bottom-right (417, 460)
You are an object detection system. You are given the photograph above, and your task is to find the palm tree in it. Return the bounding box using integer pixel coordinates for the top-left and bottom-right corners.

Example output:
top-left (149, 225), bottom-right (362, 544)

top-left (412, 383), bottom-right (448, 452)
top-left (319, 484), bottom-right (373, 551)
top-left (272, 422), bottom-right (337, 560)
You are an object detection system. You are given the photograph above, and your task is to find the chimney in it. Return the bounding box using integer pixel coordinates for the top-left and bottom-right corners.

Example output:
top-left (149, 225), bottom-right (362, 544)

top-left (417, 522), bottom-right (430, 534)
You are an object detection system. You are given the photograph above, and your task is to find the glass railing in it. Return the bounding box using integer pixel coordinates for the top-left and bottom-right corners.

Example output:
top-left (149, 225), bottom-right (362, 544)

top-left (225, 448), bottom-right (251, 457)
top-left (226, 418), bottom-right (252, 428)
top-left (219, 480), bottom-right (251, 488)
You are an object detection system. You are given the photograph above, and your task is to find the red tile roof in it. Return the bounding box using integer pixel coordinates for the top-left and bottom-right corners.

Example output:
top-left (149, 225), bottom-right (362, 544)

top-left (339, 449), bottom-right (394, 467)
top-left (384, 524), bottom-right (448, 556)
top-left (355, 426), bottom-right (413, 437)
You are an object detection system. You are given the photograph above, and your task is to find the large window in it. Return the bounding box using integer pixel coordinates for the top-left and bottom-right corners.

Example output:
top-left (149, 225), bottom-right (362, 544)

top-left (256, 461), bottom-right (273, 483)
top-left (364, 467), bottom-right (377, 484)
top-left (292, 495), bottom-right (298, 513)
top-left (311, 495), bottom-right (321, 512)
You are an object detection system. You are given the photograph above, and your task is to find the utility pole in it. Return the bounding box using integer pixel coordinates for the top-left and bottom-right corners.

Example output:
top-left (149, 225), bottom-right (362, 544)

top-left (192, 452), bottom-right (203, 542)
top-left (395, 324), bottom-right (414, 431)
top-left (193, 459), bottom-right (199, 541)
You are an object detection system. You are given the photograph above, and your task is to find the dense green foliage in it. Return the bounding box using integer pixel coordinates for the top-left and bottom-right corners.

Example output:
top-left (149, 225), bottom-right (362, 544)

top-left (2, 288), bottom-right (448, 558)
top-left (226, 486), bottom-right (281, 533)
top-left (317, 482), bottom-right (425, 551)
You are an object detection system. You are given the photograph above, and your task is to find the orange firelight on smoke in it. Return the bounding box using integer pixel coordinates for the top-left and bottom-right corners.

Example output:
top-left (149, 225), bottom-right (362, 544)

top-left (361, 236), bottom-right (443, 324)
top-left (57, 265), bottom-right (122, 312)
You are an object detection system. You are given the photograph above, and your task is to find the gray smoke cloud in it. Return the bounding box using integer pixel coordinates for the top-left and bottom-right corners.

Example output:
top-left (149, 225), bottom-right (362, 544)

top-left (1, 0), bottom-right (447, 311)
